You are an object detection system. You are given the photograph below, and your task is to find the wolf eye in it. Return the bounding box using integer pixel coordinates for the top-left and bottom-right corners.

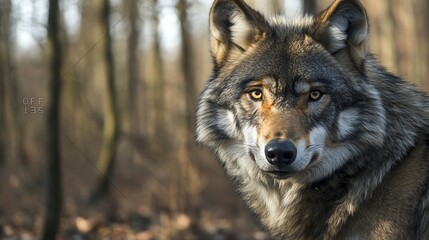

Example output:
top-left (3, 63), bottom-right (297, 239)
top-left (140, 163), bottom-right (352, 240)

top-left (249, 89), bottom-right (263, 101)
top-left (309, 90), bottom-right (323, 101)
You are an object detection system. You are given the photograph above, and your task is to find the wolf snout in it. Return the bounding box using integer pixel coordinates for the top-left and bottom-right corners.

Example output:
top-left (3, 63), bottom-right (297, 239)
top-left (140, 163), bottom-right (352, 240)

top-left (265, 140), bottom-right (297, 166)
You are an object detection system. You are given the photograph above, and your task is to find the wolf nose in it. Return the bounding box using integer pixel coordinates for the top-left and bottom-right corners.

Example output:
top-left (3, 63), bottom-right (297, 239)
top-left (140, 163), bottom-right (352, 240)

top-left (265, 140), bottom-right (297, 166)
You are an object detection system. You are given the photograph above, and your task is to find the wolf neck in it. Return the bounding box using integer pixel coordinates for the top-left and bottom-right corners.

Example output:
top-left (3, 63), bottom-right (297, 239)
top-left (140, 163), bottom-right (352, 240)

top-left (222, 153), bottom-right (350, 239)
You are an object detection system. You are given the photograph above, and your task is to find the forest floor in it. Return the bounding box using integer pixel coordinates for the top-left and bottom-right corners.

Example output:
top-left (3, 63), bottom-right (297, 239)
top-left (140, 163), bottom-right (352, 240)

top-left (0, 144), bottom-right (271, 240)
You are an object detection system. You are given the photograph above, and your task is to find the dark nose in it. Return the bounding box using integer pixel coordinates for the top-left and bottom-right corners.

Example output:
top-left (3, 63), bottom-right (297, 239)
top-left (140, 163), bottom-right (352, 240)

top-left (265, 140), bottom-right (297, 166)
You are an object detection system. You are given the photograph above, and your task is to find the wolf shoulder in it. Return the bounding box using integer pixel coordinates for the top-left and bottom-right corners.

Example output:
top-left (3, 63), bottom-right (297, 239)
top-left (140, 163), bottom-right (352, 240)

top-left (337, 135), bottom-right (429, 239)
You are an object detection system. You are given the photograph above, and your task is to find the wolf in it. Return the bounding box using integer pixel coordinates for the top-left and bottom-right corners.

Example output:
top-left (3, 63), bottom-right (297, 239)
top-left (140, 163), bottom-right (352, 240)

top-left (195, 0), bottom-right (429, 239)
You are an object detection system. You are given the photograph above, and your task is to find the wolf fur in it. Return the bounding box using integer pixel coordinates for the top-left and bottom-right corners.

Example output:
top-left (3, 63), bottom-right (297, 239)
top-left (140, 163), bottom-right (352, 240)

top-left (195, 0), bottom-right (429, 239)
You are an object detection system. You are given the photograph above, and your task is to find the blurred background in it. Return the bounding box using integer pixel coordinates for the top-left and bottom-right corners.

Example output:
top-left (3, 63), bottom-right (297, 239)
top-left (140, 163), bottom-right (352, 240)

top-left (0, 0), bottom-right (428, 239)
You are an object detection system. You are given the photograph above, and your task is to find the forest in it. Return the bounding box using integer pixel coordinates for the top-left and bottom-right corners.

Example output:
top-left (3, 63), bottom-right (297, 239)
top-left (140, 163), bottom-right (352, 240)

top-left (0, 0), bottom-right (428, 239)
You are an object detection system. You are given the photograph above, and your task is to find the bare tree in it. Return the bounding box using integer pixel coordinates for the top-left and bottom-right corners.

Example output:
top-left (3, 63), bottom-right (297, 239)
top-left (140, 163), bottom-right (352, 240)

top-left (41, 0), bottom-right (63, 238)
top-left (0, 0), bottom-right (11, 165)
top-left (176, 0), bottom-right (202, 220)
top-left (92, 0), bottom-right (120, 200)
top-left (9, 58), bottom-right (26, 165)
top-left (363, 0), bottom-right (428, 90)
top-left (149, 0), bottom-right (166, 157)
top-left (0, 65), bottom-right (4, 166)
top-left (0, 0), bottom-right (19, 165)
top-left (75, 2), bottom-right (105, 135)
top-left (126, 0), bottom-right (141, 134)
top-left (177, 0), bottom-right (195, 152)
top-left (420, 0), bottom-right (429, 90)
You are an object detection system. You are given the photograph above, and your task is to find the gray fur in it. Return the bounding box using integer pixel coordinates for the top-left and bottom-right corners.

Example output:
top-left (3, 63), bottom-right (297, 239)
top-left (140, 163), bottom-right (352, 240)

top-left (196, 0), bottom-right (429, 239)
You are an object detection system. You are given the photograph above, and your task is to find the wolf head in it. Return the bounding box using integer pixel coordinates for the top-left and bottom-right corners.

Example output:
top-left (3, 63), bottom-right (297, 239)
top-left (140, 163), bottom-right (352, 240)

top-left (196, 0), bottom-right (387, 184)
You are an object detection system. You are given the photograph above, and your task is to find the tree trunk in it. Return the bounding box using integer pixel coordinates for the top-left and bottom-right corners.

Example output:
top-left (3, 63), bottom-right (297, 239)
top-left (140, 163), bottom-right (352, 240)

top-left (92, 0), bottom-right (119, 200)
top-left (364, 0), bottom-right (397, 74)
top-left (390, 0), bottom-right (418, 83)
top-left (0, 0), bottom-right (10, 165)
top-left (364, 0), bottom-right (427, 89)
top-left (177, 0), bottom-right (202, 220)
top-left (0, 70), bottom-right (4, 166)
top-left (1, 0), bottom-right (27, 166)
top-left (177, 0), bottom-right (196, 154)
top-left (149, 0), bottom-right (166, 157)
top-left (419, 0), bottom-right (429, 90)
top-left (75, 1), bottom-right (105, 147)
top-left (41, 0), bottom-right (63, 238)
top-left (126, 0), bottom-right (141, 135)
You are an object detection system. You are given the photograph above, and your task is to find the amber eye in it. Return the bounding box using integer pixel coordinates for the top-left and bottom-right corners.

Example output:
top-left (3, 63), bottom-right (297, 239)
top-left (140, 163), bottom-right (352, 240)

top-left (309, 90), bottom-right (323, 101)
top-left (249, 89), bottom-right (263, 101)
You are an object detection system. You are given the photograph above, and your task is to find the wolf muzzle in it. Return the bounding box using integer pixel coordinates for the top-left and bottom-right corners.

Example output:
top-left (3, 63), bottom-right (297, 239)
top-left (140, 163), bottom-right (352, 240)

top-left (265, 140), bottom-right (297, 167)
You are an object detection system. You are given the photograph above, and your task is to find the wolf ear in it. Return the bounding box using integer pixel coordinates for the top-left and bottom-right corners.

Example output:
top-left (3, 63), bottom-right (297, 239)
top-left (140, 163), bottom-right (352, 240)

top-left (209, 0), bottom-right (269, 67)
top-left (312, 0), bottom-right (369, 68)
